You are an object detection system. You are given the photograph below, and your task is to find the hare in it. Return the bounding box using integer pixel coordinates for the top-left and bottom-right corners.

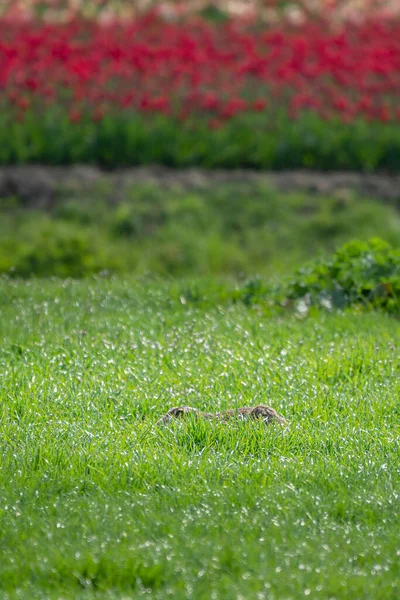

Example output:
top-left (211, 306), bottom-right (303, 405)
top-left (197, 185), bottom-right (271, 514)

top-left (157, 404), bottom-right (287, 426)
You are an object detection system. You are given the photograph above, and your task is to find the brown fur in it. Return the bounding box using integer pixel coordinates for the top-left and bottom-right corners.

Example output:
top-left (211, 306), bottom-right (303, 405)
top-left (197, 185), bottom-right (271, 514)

top-left (157, 404), bottom-right (287, 426)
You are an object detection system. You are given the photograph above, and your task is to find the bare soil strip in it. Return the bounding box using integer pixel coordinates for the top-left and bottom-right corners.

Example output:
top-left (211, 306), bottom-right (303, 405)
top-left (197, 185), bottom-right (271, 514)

top-left (1, 166), bottom-right (400, 208)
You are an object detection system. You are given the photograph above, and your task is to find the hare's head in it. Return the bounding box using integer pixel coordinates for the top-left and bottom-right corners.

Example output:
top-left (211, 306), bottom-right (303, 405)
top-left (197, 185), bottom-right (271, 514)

top-left (251, 405), bottom-right (288, 425)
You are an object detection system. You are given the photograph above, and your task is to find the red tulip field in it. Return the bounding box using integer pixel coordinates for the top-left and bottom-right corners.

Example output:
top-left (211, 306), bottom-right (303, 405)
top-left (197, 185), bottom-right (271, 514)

top-left (1, 2), bottom-right (400, 168)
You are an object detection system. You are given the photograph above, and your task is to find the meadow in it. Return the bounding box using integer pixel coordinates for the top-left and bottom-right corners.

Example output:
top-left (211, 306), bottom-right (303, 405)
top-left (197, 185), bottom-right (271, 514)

top-left (0, 276), bottom-right (399, 598)
top-left (1, 2), bottom-right (399, 597)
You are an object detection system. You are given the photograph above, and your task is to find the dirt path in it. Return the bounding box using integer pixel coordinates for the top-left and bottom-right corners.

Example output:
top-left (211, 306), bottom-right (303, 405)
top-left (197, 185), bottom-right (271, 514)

top-left (1, 165), bottom-right (400, 209)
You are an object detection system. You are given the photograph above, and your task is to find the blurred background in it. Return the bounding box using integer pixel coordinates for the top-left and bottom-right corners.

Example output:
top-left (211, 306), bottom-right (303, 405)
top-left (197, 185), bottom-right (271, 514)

top-left (1, 0), bottom-right (400, 278)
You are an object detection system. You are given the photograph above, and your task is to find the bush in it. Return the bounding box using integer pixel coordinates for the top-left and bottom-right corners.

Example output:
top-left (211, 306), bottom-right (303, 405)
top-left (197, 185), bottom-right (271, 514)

top-left (285, 238), bottom-right (400, 312)
top-left (221, 238), bottom-right (399, 315)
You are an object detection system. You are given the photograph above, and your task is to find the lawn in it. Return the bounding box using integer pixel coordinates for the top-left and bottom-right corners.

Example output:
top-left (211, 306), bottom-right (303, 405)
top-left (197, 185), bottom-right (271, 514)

top-left (0, 276), bottom-right (398, 598)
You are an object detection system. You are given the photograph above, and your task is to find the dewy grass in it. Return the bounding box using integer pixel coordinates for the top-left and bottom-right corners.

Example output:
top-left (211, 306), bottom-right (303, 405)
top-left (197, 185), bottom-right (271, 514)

top-left (0, 277), bottom-right (399, 598)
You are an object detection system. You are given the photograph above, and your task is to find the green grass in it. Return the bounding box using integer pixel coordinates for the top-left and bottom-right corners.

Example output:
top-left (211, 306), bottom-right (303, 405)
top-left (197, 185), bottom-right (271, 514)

top-left (2, 180), bottom-right (400, 277)
top-left (0, 276), bottom-right (399, 598)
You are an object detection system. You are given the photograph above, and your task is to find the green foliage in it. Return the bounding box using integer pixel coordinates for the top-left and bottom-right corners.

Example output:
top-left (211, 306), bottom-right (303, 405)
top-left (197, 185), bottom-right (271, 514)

top-left (0, 277), bottom-right (398, 597)
top-left (2, 180), bottom-right (400, 278)
top-left (228, 238), bottom-right (400, 315)
top-left (287, 238), bottom-right (400, 312)
top-left (2, 109), bottom-right (400, 170)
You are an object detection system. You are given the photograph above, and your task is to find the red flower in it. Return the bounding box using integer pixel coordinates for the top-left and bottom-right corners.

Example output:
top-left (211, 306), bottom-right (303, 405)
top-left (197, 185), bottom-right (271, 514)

top-left (220, 99), bottom-right (247, 119)
top-left (378, 105), bottom-right (391, 122)
top-left (17, 96), bottom-right (30, 110)
top-left (68, 108), bottom-right (82, 123)
top-left (209, 118), bottom-right (222, 130)
top-left (92, 107), bottom-right (105, 122)
top-left (253, 99), bottom-right (267, 112)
